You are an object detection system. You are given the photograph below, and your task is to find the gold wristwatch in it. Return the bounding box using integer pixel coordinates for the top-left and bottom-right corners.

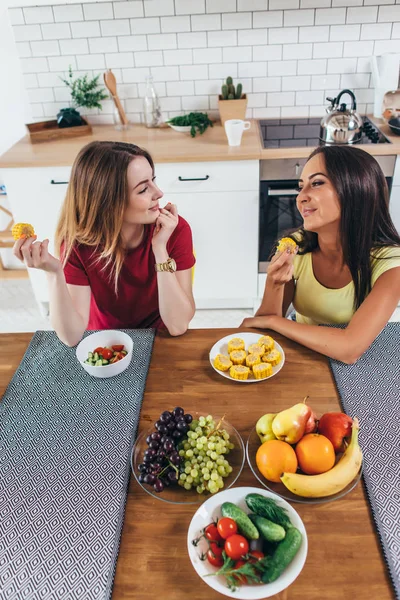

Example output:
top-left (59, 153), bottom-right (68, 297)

top-left (154, 257), bottom-right (177, 273)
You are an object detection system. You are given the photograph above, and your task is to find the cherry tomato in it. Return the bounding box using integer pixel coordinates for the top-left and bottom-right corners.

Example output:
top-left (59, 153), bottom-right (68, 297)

top-left (206, 542), bottom-right (224, 567)
top-left (101, 348), bottom-right (113, 360)
top-left (217, 517), bottom-right (238, 540)
top-left (115, 352), bottom-right (125, 361)
top-left (232, 559), bottom-right (248, 585)
top-left (94, 347), bottom-right (104, 354)
top-left (224, 534), bottom-right (249, 561)
top-left (112, 345), bottom-right (124, 352)
top-left (249, 550), bottom-right (264, 563)
top-left (204, 523), bottom-right (223, 543)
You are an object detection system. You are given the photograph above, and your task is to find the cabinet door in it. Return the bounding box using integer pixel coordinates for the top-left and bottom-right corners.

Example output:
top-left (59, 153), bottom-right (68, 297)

top-left (168, 191), bottom-right (259, 309)
top-left (2, 167), bottom-right (71, 307)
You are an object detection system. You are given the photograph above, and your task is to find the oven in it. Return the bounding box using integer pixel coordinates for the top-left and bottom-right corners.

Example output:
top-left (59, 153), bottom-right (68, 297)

top-left (259, 155), bottom-right (396, 273)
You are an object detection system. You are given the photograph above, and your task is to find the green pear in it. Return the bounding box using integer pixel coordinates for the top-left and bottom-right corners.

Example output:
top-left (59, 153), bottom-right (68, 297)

top-left (272, 400), bottom-right (311, 444)
top-left (256, 413), bottom-right (277, 444)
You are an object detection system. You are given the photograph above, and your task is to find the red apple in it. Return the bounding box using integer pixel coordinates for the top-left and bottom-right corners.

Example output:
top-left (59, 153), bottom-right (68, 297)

top-left (318, 412), bottom-right (353, 453)
top-left (304, 409), bottom-right (318, 434)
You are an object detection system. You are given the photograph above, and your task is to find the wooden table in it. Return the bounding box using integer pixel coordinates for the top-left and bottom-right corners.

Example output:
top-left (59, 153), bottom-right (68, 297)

top-left (0, 330), bottom-right (394, 600)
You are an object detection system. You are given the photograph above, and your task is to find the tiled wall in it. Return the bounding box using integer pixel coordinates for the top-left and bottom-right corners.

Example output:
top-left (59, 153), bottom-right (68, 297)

top-left (8, 0), bottom-right (400, 124)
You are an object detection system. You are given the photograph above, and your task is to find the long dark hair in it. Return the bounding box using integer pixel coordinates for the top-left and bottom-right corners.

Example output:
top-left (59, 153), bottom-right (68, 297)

top-left (292, 145), bottom-right (400, 309)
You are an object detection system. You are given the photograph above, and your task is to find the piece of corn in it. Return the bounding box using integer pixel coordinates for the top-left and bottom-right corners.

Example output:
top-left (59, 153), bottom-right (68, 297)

top-left (230, 350), bottom-right (247, 365)
top-left (248, 343), bottom-right (265, 356)
top-left (246, 353), bottom-right (261, 369)
top-left (11, 223), bottom-right (35, 240)
top-left (227, 337), bottom-right (245, 354)
top-left (230, 365), bottom-right (250, 380)
top-left (258, 336), bottom-right (275, 353)
top-left (253, 363), bottom-right (273, 379)
top-left (277, 237), bottom-right (297, 254)
top-left (214, 354), bottom-right (232, 372)
top-left (262, 349), bottom-right (282, 367)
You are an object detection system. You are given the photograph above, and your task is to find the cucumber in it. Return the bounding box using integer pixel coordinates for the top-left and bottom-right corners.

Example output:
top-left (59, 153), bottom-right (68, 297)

top-left (102, 359), bottom-right (109, 365)
top-left (93, 352), bottom-right (99, 362)
top-left (221, 502), bottom-right (259, 540)
top-left (260, 527), bottom-right (302, 583)
top-left (95, 359), bottom-right (103, 366)
top-left (88, 352), bottom-right (93, 359)
top-left (245, 493), bottom-right (292, 530)
top-left (248, 514), bottom-right (286, 542)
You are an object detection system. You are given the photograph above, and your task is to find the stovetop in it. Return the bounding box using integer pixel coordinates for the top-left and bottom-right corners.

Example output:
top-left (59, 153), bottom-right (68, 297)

top-left (261, 116), bottom-right (391, 148)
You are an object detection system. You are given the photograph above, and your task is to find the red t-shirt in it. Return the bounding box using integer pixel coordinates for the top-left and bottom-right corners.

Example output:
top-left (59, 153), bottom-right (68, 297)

top-left (63, 216), bottom-right (195, 330)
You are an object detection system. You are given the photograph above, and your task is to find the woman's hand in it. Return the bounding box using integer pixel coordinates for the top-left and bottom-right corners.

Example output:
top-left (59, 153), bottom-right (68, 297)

top-left (267, 247), bottom-right (298, 287)
top-left (240, 316), bottom-right (273, 329)
top-left (13, 236), bottom-right (62, 274)
top-left (152, 203), bottom-right (179, 252)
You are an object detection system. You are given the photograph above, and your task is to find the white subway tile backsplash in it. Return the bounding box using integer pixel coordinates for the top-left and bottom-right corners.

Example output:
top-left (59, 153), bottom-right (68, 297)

top-left (8, 8), bottom-right (24, 26)
top-left (193, 48), bottom-right (223, 64)
top-left (299, 25), bottom-right (329, 42)
top-left (21, 57), bottom-right (49, 73)
top-left (100, 19), bottom-right (130, 36)
top-left (282, 75), bottom-right (311, 90)
top-left (269, 27), bottom-right (298, 44)
top-left (148, 33), bottom-right (177, 50)
top-left (347, 7), bottom-right (378, 24)
top-left (284, 9), bottom-right (314, 27)
top-left (177, 32), bottom-right (207, 48)
top-left (180, 64), bottom-right (208, 79)
top-left (222, 12), bottom-right (252, 29)
top-left (361, 22), bottom-right (391, 39)
top-left (353, 88), bottom-right (374, 102)
top-left (53, 5), bottom-right (83, 23)
top-left (114, 2), bottom-right (144, 19)
top-left (313, 41), bottom-right (343, 58)
top-left (374, 38), bottom-right (400, 52)
top-left (84, 3), bottom-right (113, 21)
top-left (298, 58), bottom-right (327, 73)
top-left (77, 54), bottom-right (106, 70)
top-left (281, 105), bottom-right (309, 117)
top-left (117, 35), bottom-right (147, 51)
top-left (327, 57), bottom-right (357, 73)
top-left (315, 8), bottom-right (346, 25)
top-left (105, 52), bottom-right (134, 68)
top-left (192, 14), bottom-right (221, 31)
top-left (268, 60), bottom-right (297, 76)
top-left (160, 16), bottom-right (191, 32)
top-left (130, 17), bottom-right (160, 34)
top-left (60, 38), bottom-right (89, 55)
top-left (42, 101), bottom-right (67, 116)
top-left (71, 21), bottom-right (101, 38)
top-left (37, 72), bottom-right (63, 87)
top-left (144, 0), bottom-right (175, 17)
top-left (149, 65), bottom-right (178, 81)
top-left (343, 40), bottom-right (374, 56)
top-left (330, 24), bottom-right (360, 41)
top-left (207, 30), bottom-right (237, 46)
top-left (239, 0), bottom-right (268, 9)
top-left (166, 81), bottom-right (195, 95)
top-left (222, 46), bottom-right (252, 62)
top-left (309, 104), bottom-right (325, 116)
top-left (311, 73), bottom-right (340, 89)
top-left (296, 90), bottom-right (323, 105)
top-left (268, 91), bottom-right (295, 106)
top-left (252, 11), bottom-right (283, 28)
top-left (31, 40), bottom-right (60, 57)
top-left (122, 67), bottom-right (151, 82)
top-left (270, 0), bottom-right (299, 8)
top-left (208, 62), bottom-right (238, 78)
top-left (13, 25), bottom-right (42, 42)
top-left (247, 92), bottom-right (267, 106)
top-left (341, 72), bottom-right (370, 87)
top-left (53, 86), bottom-right (71, 102)
top-left (24, 73), bottom-right (39, 88)
top-left (357, 57), bottom-right (373, 72)
top-left (283, 43), bottom-right (312, 60)
top-left (48, 55), bottom-right (77, 71)
top-left (239, 62), bottom-right (267, 77)
top-left (238, 29), bottom-right (268, 45)
top-left (253, 45), bottom-right (283, 61)
top-left (378, 4), bottom-right (400, 20)
top-left (125, 98), bottom-right (145, 111)
top-left (23, 7), bottom-right (54, 25)
top-left (253, 107), bottom-right (281, 118)
top-left (301, 0), bottom-right (330, 7)
top-left (332, 0), bottom-right (362, 4)
top-left (206, 0), bottom-right (236, 13)
top-left (160, 96), bottom-right (182, 111)
top-left (134, 50), bottom-right (164, 66)
top-left (393, 22), bottom-right (400, 36)
top-left (16, 42), bottom-right (31, 58)
top-left (182, 95), bottom-right (209, 109)
top-left (175, 0), bottom-right (205, 15)
top-left (163, 49), bottom-right (193, 64)
top-left (41, 23), bottom-right (71, 40)
top-left (194, 79), bottom-right (221, 94)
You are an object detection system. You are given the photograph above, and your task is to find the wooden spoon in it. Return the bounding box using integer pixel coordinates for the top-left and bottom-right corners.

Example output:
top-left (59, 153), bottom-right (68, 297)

top-left (103, 69), bottom-right (129, 126)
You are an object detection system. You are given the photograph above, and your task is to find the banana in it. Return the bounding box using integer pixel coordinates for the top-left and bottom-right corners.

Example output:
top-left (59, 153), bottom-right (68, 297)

top-left (280, 417), bottom-right (362, 498)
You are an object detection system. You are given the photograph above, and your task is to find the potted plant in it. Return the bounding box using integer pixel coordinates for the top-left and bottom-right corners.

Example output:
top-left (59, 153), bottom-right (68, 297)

top-left (58, 66), bottom-right (108, 128)
top-left (218, 76), bottom-right (247, 126)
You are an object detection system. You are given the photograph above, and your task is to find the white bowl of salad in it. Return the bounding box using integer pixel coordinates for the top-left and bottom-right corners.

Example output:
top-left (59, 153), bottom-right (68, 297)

top-left (76, 330), bottom-right (133, 378)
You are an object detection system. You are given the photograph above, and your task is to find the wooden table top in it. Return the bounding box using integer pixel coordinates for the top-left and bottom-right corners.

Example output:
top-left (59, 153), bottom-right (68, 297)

top-left (0, 330), bottom-right (394, 600)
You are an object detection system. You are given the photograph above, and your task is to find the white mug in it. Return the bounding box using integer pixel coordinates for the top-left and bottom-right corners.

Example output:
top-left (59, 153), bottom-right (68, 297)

top-left (224, 119), bottom-right (251, 146)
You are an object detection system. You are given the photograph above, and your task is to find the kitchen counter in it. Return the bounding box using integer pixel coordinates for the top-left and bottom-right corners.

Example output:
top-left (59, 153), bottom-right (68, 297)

top-left (1, 116), bottom-right (400, 169)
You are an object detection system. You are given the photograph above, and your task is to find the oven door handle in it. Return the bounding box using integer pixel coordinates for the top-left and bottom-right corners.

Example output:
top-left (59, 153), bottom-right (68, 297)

top-left (267, 188), bottom-right (299, 197)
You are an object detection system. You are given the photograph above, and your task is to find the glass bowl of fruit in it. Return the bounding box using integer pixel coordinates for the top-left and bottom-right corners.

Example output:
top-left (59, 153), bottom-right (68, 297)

top-left (131, 408), bottom-right (245, 504)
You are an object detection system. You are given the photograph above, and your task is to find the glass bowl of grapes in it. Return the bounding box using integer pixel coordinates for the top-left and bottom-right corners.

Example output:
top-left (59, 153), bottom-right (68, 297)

top-left (131, 407), bottom-right (245, 504)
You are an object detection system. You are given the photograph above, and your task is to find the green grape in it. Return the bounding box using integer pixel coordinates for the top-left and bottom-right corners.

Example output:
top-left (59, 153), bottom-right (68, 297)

top-left (184, 482), bottom-right (191, 490)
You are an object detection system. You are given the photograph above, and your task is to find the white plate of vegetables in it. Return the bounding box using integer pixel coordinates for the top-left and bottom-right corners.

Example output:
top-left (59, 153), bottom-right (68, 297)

top-left (187, 487), bottom-right (307, 599)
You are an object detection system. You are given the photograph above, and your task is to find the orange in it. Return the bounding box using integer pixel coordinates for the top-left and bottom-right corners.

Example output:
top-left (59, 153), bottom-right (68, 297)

top-left (256, 440), bottom-right (298, 483)
top-left (295, 433), bottom-right (335, 475)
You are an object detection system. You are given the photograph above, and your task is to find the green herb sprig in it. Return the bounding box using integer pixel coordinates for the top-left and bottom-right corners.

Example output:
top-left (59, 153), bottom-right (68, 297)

top-left (61, 66), bottom-right (108, 111)
top-left (167, 112), bottom-right (213, 138)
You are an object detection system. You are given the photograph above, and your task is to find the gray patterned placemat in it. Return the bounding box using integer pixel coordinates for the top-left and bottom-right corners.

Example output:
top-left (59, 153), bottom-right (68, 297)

top-left (329, 322), bottom-right (400, 599)
top-left (0, 329), bottom-right (155, 600)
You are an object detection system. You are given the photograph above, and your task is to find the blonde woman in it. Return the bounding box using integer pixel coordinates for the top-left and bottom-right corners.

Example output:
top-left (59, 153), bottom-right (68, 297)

top-left (13, 141), bottom-right (196, 346)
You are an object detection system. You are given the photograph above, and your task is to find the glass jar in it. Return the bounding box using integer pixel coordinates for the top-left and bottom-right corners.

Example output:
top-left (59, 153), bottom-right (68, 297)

top-left (143, 76), bottom-right (162, 128)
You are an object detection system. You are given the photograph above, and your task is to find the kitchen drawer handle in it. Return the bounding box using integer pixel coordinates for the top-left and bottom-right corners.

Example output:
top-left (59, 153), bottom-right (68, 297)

top-left (178, 175), bottom-right (209, 182)
top-left (50, 179), bottom-right (69, 185)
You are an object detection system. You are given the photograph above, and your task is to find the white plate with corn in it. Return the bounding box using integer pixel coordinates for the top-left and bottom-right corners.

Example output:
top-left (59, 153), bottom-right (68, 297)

top-left (209, 332), bottom-right (285, 383)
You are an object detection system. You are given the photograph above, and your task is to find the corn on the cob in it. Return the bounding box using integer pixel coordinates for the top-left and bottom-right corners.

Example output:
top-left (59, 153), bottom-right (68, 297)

top-left (276, 237), bottom-right (297, 254)
top-left (214, 354), bottom-right (232, 372)
top-left (248, 343), bottom-right (265, 356)
top-left (262, 349), bottom-right (282, 367)
top-left (12, 223), bottom-right (35, 240)
top-left (227, 337), bottom-right (245, 353)
top-left (258, 335), bottom-right (274, 353)
top-left (246, 353), bottom-right (261, 369)
top-left (253, 363), bottom-right (273, 379)
top-left (230, 365), bottom-right (250, 380)
top-left (230, 350), bottom-right (247, 365)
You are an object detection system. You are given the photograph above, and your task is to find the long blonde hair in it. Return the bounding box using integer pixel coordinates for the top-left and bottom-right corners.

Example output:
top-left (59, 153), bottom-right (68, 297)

top-left (55, 140), bottom-right (154, 293)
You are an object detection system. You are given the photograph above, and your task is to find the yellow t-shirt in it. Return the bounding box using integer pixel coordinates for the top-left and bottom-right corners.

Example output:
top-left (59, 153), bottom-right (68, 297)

top-left (292, 246), bottom-right (400, 325)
